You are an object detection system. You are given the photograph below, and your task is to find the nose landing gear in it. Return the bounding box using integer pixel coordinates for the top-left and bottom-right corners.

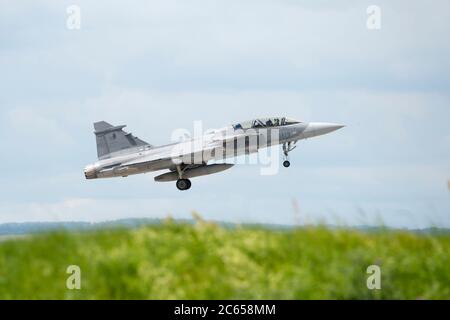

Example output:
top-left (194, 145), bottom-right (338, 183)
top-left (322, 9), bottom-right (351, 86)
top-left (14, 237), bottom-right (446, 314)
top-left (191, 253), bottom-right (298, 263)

top-left (282, 141), bottom-right (296, 168)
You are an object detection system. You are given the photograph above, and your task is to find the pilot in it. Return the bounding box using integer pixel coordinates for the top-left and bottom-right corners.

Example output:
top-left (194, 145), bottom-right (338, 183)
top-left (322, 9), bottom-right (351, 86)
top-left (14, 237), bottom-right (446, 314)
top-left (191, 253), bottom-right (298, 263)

top-left (252, 120), bottom-right (260, 128)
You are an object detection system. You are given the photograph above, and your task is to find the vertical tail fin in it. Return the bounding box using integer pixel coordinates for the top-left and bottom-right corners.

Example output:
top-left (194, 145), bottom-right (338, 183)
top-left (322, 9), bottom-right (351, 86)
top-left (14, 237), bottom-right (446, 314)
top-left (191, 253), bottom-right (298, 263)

top-left (93, 121), bottom-right (151, 159)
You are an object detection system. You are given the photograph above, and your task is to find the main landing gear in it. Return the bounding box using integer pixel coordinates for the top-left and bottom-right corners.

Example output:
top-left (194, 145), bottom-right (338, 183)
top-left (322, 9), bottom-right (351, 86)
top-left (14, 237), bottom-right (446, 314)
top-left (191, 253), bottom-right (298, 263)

top-left (176, 178), bottom-right (191, 191)
top-left (282, 141), bottom-right (297, 168)
top-left (175, 164), bottom-right (192, 190)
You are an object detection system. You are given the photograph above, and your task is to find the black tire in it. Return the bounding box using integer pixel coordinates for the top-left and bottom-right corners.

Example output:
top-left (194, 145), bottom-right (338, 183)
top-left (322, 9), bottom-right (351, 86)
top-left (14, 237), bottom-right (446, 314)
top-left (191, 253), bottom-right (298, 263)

top-left (185, 179), bottom-right (192, 190)
top-left (283, 160), bottom-right (290, 168)
top-left (176, 179), bottom-right (189, 190)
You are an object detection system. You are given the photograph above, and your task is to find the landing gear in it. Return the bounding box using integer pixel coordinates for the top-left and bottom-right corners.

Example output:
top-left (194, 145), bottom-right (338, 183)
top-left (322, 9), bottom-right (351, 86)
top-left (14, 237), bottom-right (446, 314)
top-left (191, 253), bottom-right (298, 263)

top-left (175, 164), bottom-right (191, 190)
top-left (282, 141), bottom-right (297, 168)
top-left (176, 178), bottom-right (191, 191)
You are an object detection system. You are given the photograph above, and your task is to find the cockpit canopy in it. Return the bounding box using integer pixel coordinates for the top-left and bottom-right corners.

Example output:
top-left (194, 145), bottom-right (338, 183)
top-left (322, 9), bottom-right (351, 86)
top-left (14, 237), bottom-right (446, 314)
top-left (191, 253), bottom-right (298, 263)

top-left (232, 117), bottom-right (301, 130)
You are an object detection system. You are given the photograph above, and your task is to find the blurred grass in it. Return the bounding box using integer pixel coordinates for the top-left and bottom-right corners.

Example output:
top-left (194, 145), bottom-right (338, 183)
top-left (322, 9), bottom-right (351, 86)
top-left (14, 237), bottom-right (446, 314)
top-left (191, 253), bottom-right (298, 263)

top-left (0, 220), bottom-right (448, 299)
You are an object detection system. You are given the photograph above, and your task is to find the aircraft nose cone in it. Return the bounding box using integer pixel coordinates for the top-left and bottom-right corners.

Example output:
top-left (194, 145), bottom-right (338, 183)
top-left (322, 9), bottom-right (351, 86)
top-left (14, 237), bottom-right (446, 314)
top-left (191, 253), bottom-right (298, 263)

top-left (317, 123), bottom-right (345, 134)
top-left (306, 122), bottom-right (345, 137)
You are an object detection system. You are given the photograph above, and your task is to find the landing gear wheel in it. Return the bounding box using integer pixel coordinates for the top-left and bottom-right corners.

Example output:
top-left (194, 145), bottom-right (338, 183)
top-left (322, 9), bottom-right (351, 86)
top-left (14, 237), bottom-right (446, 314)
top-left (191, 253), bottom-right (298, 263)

top-left (176, 179), bottom-right (191, 191)
top-left (283, 160), bottom-right (291, 168)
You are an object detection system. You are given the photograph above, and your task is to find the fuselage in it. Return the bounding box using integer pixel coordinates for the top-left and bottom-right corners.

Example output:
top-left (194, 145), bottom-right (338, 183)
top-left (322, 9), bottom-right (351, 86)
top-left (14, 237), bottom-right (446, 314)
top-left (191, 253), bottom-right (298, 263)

top-left (84, 120), bottom-right (343, 180)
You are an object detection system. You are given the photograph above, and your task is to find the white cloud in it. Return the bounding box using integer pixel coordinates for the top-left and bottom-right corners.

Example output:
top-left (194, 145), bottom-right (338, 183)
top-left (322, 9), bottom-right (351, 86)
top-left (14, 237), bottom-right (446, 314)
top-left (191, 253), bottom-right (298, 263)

top-left (6, 108), bottom-right (74, 145)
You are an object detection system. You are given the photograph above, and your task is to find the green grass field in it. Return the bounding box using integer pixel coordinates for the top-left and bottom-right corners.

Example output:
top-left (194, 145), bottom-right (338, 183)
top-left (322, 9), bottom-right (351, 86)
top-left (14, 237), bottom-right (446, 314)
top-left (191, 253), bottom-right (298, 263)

top-left (0, 220), bottom-right (448, 299)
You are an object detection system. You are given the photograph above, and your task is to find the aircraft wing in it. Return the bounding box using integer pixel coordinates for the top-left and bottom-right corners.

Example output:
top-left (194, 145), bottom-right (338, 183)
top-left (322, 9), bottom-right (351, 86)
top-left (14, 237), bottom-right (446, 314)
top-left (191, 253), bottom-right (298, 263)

top-left (120, 143), bottom-right (218, 168)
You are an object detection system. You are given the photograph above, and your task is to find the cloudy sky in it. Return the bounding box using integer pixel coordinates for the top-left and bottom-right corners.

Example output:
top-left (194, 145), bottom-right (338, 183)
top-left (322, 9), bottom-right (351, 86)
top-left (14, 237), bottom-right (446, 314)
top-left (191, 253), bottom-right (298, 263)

top-left (1, 0), bottom-right (449, 228)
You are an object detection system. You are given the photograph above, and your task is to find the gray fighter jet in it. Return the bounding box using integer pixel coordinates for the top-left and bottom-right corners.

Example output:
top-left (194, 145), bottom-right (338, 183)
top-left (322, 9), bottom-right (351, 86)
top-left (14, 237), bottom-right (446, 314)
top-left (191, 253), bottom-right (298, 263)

top-left (84, 117), bottom-right (344, 190)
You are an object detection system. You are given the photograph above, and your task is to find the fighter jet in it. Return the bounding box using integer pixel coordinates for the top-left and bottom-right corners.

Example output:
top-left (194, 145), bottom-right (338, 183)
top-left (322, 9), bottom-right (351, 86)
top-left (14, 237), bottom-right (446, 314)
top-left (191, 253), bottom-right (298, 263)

top-left (84, 117), bottom-right (344, 190)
